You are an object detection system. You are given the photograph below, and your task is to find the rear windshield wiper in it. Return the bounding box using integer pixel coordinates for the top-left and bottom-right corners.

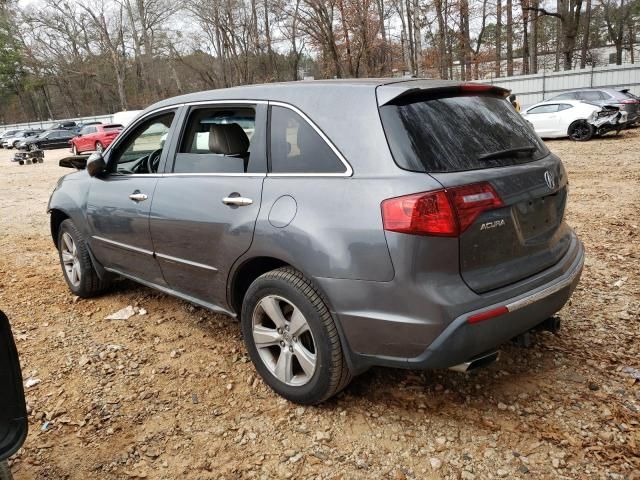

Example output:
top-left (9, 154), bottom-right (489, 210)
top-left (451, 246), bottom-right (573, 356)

top-left (478, 146), bottom-right (537, 161)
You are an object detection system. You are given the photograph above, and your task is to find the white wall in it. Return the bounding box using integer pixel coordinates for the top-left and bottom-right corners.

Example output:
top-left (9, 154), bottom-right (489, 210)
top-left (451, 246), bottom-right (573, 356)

top-left (479, 64), bottom-right (640, 107)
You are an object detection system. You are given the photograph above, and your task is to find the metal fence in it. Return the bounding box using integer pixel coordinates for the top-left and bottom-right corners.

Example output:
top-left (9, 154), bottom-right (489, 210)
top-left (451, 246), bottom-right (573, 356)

top-left (0, 114), bottom-right (114, 131)
top-left (481, 63), bottom-right (640, 106)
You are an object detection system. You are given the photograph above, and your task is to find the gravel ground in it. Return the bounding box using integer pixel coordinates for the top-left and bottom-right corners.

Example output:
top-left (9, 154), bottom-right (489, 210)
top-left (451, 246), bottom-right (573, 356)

top-left (0, 132), bottom-right (638, 480)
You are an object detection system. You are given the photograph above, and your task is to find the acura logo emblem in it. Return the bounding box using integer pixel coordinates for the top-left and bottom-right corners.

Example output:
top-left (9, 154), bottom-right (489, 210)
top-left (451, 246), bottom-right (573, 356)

top-left (544, 170), bottom-right (556, 190)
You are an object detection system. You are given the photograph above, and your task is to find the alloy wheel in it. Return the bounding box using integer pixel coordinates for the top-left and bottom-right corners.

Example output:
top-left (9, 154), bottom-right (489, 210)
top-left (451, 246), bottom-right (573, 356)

top-left (61, 232), bottom-right (81, 287)
top-left (251, 295), bottom-right (317, 386)
top-left (570, 122), bottom-right (591, 141)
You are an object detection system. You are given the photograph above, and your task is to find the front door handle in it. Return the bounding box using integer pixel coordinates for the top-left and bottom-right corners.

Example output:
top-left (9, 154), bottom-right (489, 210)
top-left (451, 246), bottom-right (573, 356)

top-left (222, 196), bottom-right (253, 206)
top-left (129, 192), bottom-right (148, 202)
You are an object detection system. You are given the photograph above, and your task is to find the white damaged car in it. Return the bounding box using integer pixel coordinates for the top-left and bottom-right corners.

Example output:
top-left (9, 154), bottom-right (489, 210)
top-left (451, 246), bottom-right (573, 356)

top-left (522, 99), bottom-right (627, 141)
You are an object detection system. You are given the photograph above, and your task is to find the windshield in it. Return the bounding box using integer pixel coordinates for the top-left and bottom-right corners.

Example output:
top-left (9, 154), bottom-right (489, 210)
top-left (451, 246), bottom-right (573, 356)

top-left (379, 94), bottom-right (549, 173)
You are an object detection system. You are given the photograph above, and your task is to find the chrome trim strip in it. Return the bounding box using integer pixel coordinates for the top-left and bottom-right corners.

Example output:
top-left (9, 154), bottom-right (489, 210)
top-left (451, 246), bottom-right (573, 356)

top-left (92, 236), bottom-right (154, 256)
top-left (155, 252), bottom-right (218, 271)
top-left (506, 262), bottom-right (581, 312)
top-left (162, 173), bottom-right (266, 178)
top-left (268, 101), bottom-right (353, 177)
top-left (112, 99), bottom-right (353, 178)
top-left (184, 100), bottom-right (268, 106)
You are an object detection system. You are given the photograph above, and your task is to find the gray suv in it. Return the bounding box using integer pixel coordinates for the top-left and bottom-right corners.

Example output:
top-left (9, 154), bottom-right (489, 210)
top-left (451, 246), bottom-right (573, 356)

top-left (48, 80), bottom-right (585, 404)
top-left (548, 88), bottom-right (639, 125)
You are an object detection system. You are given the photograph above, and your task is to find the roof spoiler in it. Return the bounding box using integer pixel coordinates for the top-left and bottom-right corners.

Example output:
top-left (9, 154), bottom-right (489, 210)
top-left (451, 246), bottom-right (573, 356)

top-left (378, 83), bottom-right (511, 106)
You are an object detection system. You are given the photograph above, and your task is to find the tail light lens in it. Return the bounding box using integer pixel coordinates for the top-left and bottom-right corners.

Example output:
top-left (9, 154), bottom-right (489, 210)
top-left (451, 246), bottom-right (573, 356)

top-left (621, 98), bottom-right (639, 104)
top-left (381, 182), bottom-right (503, 237)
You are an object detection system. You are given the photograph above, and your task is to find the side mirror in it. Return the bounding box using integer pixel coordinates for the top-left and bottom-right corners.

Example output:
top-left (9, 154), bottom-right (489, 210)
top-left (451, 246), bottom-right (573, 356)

top-left (0, 310), bottom-right (27, 462)
top-left (86, 152), bottom-right (107, 177)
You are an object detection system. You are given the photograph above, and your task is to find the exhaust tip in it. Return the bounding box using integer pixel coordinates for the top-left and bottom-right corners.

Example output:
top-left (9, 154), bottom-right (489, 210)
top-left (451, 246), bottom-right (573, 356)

top-left (449, 351), bottom-right (499, 373)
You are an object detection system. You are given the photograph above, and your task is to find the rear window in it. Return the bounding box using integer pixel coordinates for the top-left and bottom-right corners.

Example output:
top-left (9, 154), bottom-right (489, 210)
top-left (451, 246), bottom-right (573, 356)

top-left (380, 94), bottom-right (548, 173)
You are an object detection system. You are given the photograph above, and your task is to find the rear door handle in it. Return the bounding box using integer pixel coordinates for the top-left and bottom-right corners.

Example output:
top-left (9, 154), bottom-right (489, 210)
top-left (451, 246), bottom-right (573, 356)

top-left (222, 196), bottom-right (253, 206)
top-left (129, 192), bottom-right (148, 202)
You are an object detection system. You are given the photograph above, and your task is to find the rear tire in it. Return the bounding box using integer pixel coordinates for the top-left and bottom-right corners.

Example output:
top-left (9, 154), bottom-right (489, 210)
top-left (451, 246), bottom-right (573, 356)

top-left (568, 120), bottom-right (594, 141)
top-left (241, 267), bottom-right (351, 404)
top-left (57, 219), bottom-right (109, 298)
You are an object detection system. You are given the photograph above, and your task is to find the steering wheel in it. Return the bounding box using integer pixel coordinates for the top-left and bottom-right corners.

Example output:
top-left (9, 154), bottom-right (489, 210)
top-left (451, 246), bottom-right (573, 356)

top-left (143, 148), bottom-right (163, 174)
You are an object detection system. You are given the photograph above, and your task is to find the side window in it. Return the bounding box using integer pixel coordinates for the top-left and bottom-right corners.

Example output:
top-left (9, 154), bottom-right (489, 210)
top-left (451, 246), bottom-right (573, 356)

top-left (269, 106), bottom-right (345, 174)
top-left (173, 106), bottom-right (256, 174)
top-left (554, 92), bottom-right (576, 100)
top-left (558, 104), bottom-right (573, 111)
top-left (79, 126), bottom-right (91, 135)
top-left (579, 91), bottom-right (604, 101)
top-left (109, 111), bottom-right (175, 175)
top-left (527, 104), bottom-right (559, 114)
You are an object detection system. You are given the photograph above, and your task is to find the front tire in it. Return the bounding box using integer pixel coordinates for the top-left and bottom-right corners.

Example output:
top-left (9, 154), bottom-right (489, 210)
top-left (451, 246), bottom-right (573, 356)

top-left (95, 141), bottom-right (104, 153)
top-left (0, 459), bottom-right (13, 480)
top-left (568, 120), bottom-right (594, 141)
top-left (71, 143), bottom-right (78, 155)
top-left (57, 219), bottom-right (109, 297)
top-left (241, 267), bottom-right (351, 404)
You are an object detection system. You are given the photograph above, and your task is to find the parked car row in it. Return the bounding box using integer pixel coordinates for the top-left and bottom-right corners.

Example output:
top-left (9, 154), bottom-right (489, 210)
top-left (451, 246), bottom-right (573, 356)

top-left (0, 122), bottom-right (123, 153)
top-left (521, 88), bottom-right (639, 141)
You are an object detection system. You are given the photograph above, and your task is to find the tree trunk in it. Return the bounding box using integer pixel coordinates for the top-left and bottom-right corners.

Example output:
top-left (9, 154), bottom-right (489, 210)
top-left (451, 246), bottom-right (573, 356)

top-left (413, 0), bottom-right (421, 75)
top-left (263, 0), bottom-right (278, 80)
top-left (338, 0), bottom-right (354, 76)
top-left (580, 0), bottom-right (591, 68)
top-left (405, 0), bottom-right (415, 75)
top-left (495, 0), bottom-right (502, 77)
top-left (629, 19), bottom-right (635, 63)
top-left (460, 0), bottom-right (471, 80)
top-left (529, 0), bottom-right (538, 73)
top-left (506, 0), bottom-right (513, 76)
top-left (435, 0), bottom-right (448, 79)
top-left (521, 0), bottom-right (529, 74)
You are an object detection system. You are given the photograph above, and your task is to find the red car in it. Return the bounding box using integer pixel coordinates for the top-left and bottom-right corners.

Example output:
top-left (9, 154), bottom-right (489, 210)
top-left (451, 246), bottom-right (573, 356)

top-left (70, 123), bottom-right (123, 154)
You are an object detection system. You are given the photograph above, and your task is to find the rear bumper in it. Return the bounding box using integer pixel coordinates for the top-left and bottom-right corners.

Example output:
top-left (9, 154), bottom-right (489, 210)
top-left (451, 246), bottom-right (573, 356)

top-left (316, 234), bottom-right (584, 373)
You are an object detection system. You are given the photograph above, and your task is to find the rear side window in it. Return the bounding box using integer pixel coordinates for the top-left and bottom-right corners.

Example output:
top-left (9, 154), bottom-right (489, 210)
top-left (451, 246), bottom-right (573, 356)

top-left (380, 94), bottom-right (548, 173)
top-left (269, 106), bottom-right (345, 174)
top-left (553, 92), bottom-right (577, 100)
top-left (579, 91), bottom-right (605, 101)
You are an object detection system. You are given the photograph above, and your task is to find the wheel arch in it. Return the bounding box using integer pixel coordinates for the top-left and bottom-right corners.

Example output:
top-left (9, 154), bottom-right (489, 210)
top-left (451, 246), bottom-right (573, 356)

top-left (228, 256), bottom-right (291, 317)
top-left (50, 208), bottom-right (70, 248)
top-left (228, 255), bottom-right (359, 373)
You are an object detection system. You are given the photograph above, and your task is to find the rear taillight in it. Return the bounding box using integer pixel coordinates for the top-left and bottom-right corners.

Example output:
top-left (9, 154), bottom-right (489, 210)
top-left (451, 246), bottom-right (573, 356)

top-left (621, 99), bottom-right (639, 104)
top-left (446, 182), bottom-right (504, 232)
top-left (381, 182), bottom-right (503, 237)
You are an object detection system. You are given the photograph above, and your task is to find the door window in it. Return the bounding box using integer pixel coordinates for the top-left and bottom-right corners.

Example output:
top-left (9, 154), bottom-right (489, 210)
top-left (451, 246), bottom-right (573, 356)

top-left (173, 107), bottom-right (256, 174)
top-left (527, 104), bottom-right (559, 114)
top-left (109, 111), bottom-right (175, 175)
top-left (269, 106), bottom-right (346, 174)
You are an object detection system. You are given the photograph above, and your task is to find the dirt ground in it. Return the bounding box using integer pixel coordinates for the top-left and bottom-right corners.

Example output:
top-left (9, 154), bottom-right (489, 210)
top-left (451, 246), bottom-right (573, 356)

top-left (0, 131), bottom-right (638, 480)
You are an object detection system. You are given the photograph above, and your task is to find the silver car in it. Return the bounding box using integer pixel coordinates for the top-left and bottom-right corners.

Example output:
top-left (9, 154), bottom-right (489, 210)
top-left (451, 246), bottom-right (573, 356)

top-left (48, 80), bottom-right (584, 404)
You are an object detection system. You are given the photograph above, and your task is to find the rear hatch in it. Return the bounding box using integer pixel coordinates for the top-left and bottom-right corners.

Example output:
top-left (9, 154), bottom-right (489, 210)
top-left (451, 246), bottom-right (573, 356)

top-left (378, 84), bottom-right (572, 293)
